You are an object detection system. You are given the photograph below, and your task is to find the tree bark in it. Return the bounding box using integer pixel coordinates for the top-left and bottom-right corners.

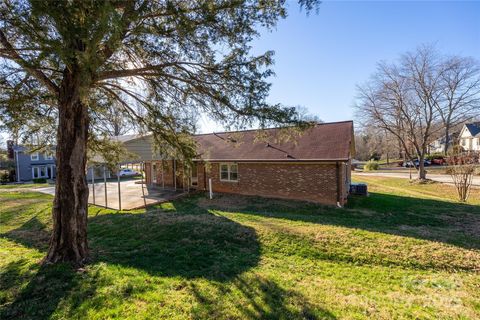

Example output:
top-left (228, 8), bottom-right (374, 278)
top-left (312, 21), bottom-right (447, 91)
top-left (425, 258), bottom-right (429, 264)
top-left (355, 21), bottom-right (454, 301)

top-left (444, 125), bottom-right (450, 156)
top-left (44, 69), bottom-right (89, 267)
top-left (417, 154), bottom-right (427, 180)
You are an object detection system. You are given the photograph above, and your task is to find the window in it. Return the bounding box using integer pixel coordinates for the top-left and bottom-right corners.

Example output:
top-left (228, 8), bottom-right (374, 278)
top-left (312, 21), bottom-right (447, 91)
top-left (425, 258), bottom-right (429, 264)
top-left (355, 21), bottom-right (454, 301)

top-left (32, 167), bottom-right (39, 179)
top-left (39, 166), bottom-right (46, 177)
top-left (31, 152), bottom-right (39, 161)
top-left (32, 166), bottom-right (47, 179)
top-left (44, 152), bottom-right (53, 160)
top-left (220, 163), bottom-right (238, 182)
top-left (220, 164), bottom-right (229, 180)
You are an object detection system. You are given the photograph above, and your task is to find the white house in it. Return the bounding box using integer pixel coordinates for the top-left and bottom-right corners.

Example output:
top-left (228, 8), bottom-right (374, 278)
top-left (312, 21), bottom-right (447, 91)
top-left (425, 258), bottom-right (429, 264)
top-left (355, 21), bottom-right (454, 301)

top-left (429, 132), bottom-right (459, 154)
top-left (459, 122), bottom-right (480, 152)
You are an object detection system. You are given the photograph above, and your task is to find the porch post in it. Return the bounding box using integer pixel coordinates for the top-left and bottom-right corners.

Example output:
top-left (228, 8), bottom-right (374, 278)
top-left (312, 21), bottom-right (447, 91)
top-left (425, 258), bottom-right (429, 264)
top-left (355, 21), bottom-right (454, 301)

top-left (141, 162), bottom-right (147, 208)
top-left (187, 166), bottom-right (190, 193)
top-left (103, 164), bottom-right (108, 208)
top-left (117, 164), bottom-right (122, 211)
top-left (162, 160), bottom-right (165, 189)
top-left (91, 166), bottom-right (96, 205)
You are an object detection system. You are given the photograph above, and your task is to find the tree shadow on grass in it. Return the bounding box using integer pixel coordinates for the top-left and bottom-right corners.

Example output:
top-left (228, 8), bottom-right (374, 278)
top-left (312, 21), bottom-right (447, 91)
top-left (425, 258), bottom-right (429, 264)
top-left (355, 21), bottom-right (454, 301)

top-left (0, 203), bottom-right (261, 318)
top-left (87, 208), bottom-right (260, 280)
top-left (0, 259), bottom-right (79, 320)
top-left (200, 192), bottom-right (480, 251)
top-left (189, 275), bottom-right (336, 320)
top-left (3, 216), bottom-right (51, 251)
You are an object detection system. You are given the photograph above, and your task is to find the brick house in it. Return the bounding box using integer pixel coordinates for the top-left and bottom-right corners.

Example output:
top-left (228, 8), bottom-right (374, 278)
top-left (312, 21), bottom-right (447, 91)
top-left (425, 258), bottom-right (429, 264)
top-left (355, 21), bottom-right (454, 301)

top-left (125, 121), bottom-right (354, 206)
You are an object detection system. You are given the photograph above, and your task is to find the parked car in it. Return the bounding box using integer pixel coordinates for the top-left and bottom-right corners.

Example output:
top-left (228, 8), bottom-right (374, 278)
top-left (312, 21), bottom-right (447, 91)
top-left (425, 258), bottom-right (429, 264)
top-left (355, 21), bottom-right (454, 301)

top-left (430, 156), bottom-right (446, 165)
top-left (403, 159), bottom-right (431, 168)
top-left (118, 168), bottom-right (140, 177)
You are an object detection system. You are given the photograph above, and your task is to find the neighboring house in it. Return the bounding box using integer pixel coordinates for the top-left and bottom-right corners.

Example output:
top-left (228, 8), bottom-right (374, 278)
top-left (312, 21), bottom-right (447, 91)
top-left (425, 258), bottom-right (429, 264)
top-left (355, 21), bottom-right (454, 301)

top-left (119, 121), bottom-right (355, 206)
top-left (459, 122), bottom-right (480, 152)
top-left (9, 144), bottom-right (56, 182)
top-left (7, 142), bottom-right (115, 182)
top-left (429, 132), bottom-right (459, 154)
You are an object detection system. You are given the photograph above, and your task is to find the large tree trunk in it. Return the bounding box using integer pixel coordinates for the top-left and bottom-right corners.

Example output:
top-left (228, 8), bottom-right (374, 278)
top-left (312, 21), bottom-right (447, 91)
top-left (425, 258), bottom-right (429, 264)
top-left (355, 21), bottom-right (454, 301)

top-left (417, 154), bottom-right (427, 180)
top-left (44, 70), bottom-right (89, 267)
top-left (444, 125), bottom-right (450, 156)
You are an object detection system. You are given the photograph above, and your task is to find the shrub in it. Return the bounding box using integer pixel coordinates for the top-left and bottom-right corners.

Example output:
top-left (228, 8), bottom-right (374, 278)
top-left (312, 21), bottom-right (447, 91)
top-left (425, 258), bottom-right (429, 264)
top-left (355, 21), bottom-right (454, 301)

top-left (32, 178), bottom-right (47, 184)
top-left (0, 171), bottom-right (9, 183)
top-left (475, 166), bottom-right (480, 176)
top-left (364, 160), bottom-right (379, 171)
top-left (426, 152), bottom-right (444, 161)
top-left (447, 155), bottom-right (476, 202)
top-left (369, 153), bottom-right (381, 161)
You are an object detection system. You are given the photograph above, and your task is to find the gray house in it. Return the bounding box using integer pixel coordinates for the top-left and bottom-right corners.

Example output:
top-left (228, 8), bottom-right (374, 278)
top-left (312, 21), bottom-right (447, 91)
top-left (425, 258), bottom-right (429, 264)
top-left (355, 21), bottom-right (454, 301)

top-left (11, 145), bottom-right (56, 182)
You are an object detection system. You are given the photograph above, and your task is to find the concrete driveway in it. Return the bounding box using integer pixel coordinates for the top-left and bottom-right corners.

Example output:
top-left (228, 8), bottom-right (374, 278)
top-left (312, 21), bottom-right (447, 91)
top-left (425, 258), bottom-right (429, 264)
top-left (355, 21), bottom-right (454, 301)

top-left (354, 171), bottom-right (480, 187)
top-left (35, 179), bottom-right (187, 210)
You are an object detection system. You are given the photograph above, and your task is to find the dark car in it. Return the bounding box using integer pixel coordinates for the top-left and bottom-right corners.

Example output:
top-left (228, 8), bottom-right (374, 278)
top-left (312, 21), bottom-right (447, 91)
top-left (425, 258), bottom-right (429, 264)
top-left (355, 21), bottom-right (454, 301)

top-left (403, 159), bottom-right (431, 168)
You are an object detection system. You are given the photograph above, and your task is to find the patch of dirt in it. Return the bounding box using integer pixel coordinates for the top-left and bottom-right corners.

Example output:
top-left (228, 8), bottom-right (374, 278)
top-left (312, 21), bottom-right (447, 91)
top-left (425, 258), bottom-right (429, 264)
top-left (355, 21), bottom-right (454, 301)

top-left (197, 194), bottom-right (252, 210)
top-left (398, 225), bottom-right (433, 238)
top-left (344, 208), bottom-right (376, 216)
top-left (409, 179), bottom-right (438, 185)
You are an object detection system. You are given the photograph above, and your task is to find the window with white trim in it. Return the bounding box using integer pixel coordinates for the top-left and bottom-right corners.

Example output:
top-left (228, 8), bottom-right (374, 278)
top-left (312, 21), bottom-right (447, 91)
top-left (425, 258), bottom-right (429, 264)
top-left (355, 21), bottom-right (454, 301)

top-left (32, 166), bottom-right (47, 179)
top-left (44, 152), bottom-right (53, 160)
top-left (32, 167), bottom-right (39, 179)
top-left (220, 163), bottom-right (238, 181)
top-left (31, 152), bottom-right (39, 161)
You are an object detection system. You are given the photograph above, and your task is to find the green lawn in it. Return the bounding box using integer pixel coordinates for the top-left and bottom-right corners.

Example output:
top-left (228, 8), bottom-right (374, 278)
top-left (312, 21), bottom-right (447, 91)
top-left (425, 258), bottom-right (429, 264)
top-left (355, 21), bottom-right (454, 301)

top-left (1, 177), bottom-right (479, 319)
top-left (0, 183), bottom-right (50, 189)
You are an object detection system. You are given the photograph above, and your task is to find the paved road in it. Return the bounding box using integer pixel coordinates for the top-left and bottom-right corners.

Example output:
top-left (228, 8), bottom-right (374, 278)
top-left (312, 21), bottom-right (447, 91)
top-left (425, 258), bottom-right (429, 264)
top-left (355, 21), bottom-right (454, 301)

top-left (354, 171), bottom-right (480, 186)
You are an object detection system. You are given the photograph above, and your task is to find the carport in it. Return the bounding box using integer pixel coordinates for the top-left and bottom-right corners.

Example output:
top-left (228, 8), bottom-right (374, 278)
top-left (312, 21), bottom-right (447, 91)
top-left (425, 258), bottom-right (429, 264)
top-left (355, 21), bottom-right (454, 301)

top-left (86, 162), bottom-right (189, 210)
top-left (85, 135), bottom-right (198, 210)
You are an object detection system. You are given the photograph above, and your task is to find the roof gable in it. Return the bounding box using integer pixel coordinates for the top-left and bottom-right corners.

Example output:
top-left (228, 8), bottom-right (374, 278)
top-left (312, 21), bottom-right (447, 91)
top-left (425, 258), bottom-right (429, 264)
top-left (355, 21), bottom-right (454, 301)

top-left (465, 122), bottom-right (480, 137)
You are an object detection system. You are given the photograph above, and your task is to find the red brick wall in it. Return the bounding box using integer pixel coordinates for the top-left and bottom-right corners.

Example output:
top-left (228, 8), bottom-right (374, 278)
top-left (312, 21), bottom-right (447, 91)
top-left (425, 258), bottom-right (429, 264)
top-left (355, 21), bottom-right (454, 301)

top-left (196, 162), bottom-right (206, 190)
top-left (145, 160), bottom-right (188, 189)
top-left (203, 162), bottom-right (346, 206)
top-left (144, 162), bottom-right (151, 185)
top-left (146, 160), bottom-right (349, 205)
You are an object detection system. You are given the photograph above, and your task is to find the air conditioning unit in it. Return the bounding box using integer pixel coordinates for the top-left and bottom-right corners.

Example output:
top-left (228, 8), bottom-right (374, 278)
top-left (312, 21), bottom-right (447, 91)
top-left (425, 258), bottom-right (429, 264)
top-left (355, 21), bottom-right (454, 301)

top-left (349, 183), bottom-right (368, 196)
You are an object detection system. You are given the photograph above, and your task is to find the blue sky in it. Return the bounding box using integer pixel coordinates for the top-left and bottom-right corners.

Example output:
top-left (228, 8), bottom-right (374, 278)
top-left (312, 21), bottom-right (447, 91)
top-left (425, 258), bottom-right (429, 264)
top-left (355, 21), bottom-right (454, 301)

top-left (2, 1), bottom-right (479, 141)
top-left (209, 0), bottom-right (478, 130)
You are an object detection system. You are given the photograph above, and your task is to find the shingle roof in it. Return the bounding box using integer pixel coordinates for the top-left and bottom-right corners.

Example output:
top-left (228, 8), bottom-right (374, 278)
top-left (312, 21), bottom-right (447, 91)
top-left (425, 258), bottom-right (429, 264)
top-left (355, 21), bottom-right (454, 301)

top-left (465, 122), bottom-right (480, 137)
top-left (193, 121), bottom-right (354, 161)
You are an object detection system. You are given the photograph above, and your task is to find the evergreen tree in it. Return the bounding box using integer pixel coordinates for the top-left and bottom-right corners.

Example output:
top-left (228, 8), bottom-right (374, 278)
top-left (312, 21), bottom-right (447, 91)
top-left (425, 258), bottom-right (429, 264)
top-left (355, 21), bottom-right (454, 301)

top-left (0, 0), bottom-right (317, 266)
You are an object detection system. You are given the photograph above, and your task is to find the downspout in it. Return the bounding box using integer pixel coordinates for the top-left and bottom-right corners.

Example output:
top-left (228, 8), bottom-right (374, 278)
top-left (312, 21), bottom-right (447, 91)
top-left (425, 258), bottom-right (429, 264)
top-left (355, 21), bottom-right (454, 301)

top-left (173, 159), bottom-right (177, 190)
top-left (336, 161), bottom-right (342, 208)
top-left (15, 150), bottom-right (20, 182)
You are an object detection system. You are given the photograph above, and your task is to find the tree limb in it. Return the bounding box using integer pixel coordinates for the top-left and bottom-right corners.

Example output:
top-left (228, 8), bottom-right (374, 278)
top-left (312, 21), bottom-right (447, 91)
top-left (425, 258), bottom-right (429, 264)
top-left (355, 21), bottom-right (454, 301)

top-left (0, 29), bottom-right (59, 94)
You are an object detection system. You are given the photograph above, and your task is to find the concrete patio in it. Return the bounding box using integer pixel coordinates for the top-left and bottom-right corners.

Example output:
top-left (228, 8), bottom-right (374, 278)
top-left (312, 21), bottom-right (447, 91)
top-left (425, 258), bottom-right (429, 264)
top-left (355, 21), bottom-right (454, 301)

top-left (35, 179), bottom-right (188, 210)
